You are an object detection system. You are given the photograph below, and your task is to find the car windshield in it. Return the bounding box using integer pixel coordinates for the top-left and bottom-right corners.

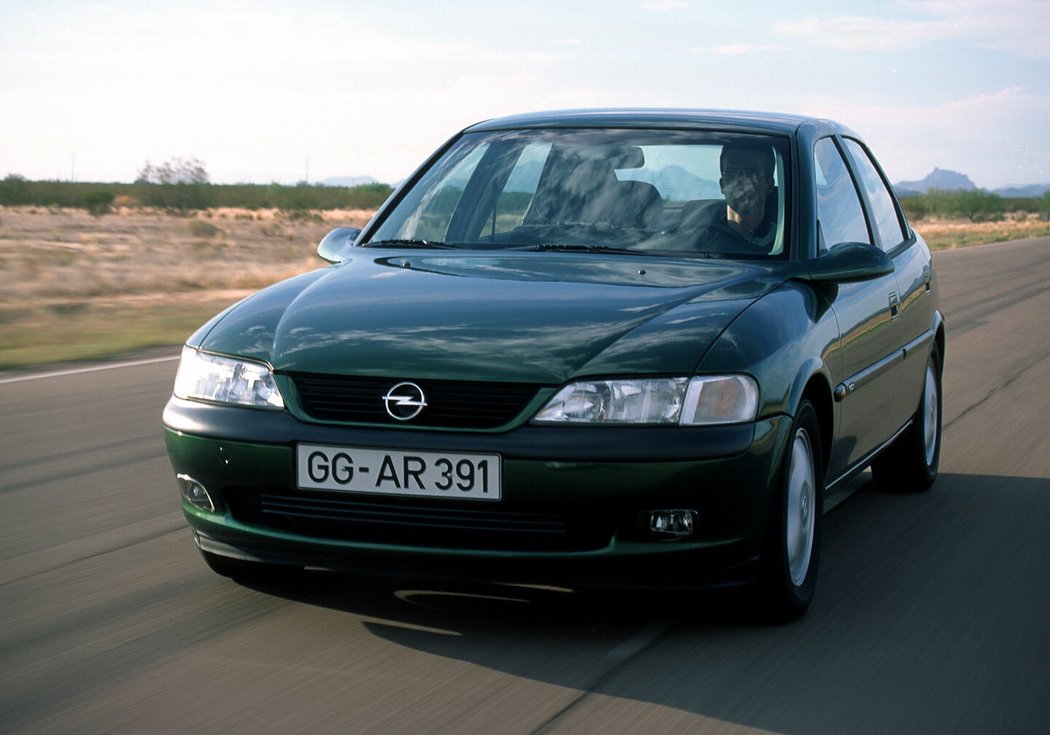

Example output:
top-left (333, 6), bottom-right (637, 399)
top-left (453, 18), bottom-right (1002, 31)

top-left (367, 128), bottom-right (790, 259)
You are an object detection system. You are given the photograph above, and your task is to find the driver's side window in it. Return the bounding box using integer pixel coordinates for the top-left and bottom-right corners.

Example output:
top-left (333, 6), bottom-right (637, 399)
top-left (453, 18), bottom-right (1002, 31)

top-left (814, 137), bottom-right (870, 252)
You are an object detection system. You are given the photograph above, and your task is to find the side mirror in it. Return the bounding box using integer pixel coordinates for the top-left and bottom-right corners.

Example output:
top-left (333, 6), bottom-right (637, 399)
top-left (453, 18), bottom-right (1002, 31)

top-left (317, 227), bottom-right (361, 264)
top-left (801, 242), bottom-right (894, 283)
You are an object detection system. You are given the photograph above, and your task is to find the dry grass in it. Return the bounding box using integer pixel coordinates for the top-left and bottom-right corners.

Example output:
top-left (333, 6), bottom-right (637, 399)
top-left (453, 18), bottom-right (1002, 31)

top-left (0, 206), bottom-right (373, 368)
top-left (914, 212), bottom-right (1050, 250)
top-left (1, 205), bottom-right (1047, 369)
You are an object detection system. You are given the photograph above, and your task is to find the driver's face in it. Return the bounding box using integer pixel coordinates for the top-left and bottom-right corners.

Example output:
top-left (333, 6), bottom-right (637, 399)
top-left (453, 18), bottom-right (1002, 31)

top-left (720, 149), bottom-right (772, 217)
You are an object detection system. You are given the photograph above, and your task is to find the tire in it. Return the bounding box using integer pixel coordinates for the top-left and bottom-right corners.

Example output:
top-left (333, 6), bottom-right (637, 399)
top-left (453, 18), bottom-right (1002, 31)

top-left (872, 345), bottom-right (942, 493)
top-left (756, 399), bottom-right (823, 622)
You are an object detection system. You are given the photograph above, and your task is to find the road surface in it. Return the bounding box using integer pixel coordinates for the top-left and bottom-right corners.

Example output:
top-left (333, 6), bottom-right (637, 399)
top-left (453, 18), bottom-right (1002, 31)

top-left (2, 238), bottom-right (1048, 734)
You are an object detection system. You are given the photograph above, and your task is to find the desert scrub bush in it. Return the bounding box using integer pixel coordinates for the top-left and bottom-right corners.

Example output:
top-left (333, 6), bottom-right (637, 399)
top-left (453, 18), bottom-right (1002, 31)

top-left (904, 189), bottom-right (1007, 222)
top-left (49, 301), bottom-right (89, 316)
top-left (259, 222), bottom-right (287, 238)
top-left (0, 174), bottom-right (31, 205)
top-left (188, 219), bottom-right (222, 238)
top-left (83, 190), bottom-right (115, 216)
top-left (282, 209), bottom-right (323, 223)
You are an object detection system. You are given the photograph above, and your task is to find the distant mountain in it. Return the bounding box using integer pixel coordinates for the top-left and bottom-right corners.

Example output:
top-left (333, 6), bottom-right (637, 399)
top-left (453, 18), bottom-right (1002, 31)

top-left (895, 168), bottom-right (977, 196)
top-left (994, 183), bottom-right (1050, 198)
top-left (616, 165), bottom-right (719, 201)
top-left (895, 169), bottom-right (1050, 198)
top-left (319, 175), bottom-right (379, 187)
top-left (650, 165), bottom-right (721, 200)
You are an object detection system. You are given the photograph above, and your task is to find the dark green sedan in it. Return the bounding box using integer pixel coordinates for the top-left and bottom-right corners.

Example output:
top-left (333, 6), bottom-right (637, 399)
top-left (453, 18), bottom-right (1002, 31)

top-left (163, 110), bottom-right (944, 620)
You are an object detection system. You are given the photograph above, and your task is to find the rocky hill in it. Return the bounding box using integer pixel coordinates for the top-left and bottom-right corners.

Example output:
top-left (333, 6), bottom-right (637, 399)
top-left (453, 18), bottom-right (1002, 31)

top-left (896, 168), bottom-right (977, 195)
top-left (895, 168), bottom-right (1049, 197)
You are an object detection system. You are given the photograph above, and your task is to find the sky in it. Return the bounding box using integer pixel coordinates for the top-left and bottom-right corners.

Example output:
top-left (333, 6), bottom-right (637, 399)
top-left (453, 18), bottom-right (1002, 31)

top-left (1, 0), bottom-right (1047, 190)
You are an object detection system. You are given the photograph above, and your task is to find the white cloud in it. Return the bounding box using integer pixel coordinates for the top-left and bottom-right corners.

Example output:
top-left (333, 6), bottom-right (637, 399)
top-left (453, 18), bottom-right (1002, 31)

top-left (777, 0), bottom-right (1050, 59)
top-left (640, 1), bottom-right (691, 10)
top-left (801, 87), bottom-right (1050, 188)
top-left (775, 15), bottom-right (941, 51)
top-left (697, 43), bottom-right (787, 56)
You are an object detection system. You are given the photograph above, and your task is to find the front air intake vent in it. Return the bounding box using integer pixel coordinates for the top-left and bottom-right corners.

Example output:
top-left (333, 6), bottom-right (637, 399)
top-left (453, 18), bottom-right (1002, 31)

top-left (288, 374), bottom-right (540, 429)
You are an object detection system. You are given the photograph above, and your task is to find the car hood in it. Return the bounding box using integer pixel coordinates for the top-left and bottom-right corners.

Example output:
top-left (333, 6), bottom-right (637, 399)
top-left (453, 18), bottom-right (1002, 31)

top-left (194, 251), bottom-right (785, 383)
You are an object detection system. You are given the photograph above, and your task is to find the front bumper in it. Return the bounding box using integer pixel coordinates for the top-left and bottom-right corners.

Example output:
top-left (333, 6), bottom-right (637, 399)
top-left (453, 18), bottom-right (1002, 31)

top-left (163, 397), bottom-right (792, 589)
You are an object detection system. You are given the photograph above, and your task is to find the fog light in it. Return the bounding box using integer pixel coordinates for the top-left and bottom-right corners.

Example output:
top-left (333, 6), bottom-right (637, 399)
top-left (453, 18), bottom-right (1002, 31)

top-left (646, 509), bottom-right (697, 538)
top-left (177, 474), bottom-right (215, 512)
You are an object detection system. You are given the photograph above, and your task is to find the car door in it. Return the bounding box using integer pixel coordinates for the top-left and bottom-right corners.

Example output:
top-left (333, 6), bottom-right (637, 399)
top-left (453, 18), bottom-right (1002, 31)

top-left (813, 137), bottom-right (907, 479)
top-left (839, 138), bottom-right (936, 427)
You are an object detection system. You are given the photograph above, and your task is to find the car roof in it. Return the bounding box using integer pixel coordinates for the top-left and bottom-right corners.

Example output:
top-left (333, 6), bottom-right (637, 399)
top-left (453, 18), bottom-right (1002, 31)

top-left (464, 108), bottom-right (856, 139)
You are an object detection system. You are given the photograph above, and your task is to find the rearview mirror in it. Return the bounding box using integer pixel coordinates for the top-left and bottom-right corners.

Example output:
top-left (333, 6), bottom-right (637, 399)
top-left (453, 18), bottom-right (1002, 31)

top-left (317, 227), bottom-right (361, 264)
top-left (801, 242), bottom-right (894, 283)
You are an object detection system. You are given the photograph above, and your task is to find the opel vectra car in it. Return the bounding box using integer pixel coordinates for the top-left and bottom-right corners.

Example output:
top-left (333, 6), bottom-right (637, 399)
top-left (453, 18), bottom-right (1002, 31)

top-left (164, 110), bottom-right (944, 620)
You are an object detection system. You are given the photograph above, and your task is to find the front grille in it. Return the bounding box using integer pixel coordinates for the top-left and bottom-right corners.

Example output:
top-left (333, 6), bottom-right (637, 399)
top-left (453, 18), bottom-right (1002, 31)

top-left (289, 373), bottom-right (540, 429)
top-left (225, 489), bottom-right (615, 552)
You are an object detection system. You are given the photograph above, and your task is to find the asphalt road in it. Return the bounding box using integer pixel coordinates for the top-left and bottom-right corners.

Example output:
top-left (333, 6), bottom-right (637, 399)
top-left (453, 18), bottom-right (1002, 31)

top-left (2, 238), bottom-right (1049, 734)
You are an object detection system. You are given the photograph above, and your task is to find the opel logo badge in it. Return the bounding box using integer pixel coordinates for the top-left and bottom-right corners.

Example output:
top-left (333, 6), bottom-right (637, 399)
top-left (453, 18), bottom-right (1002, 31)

top-left (383, 382), bottom-right (427, 421)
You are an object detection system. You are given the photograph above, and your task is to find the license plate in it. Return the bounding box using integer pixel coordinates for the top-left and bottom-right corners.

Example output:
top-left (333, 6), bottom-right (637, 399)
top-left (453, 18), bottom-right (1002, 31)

top-left (296, 444), bottom-right (501, 500)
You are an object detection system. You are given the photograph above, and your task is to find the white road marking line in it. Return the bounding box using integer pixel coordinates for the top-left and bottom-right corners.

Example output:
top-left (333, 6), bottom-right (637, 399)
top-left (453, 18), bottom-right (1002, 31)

top-left (0, 354), bottom-right (180, 385)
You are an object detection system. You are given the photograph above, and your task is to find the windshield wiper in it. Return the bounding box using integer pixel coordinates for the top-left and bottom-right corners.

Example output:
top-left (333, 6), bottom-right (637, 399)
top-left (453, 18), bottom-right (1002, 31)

top-left (528, 244), bottom-right (640, 255)
top-left (363, 239), bottom-right (456, 249)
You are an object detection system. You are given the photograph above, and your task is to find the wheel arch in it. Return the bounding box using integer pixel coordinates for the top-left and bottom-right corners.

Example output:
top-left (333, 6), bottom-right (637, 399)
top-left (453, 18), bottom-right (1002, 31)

top-left (798, 371), bottom-right (834, 476)
top-left (934, 317), bottom-right (946, 374)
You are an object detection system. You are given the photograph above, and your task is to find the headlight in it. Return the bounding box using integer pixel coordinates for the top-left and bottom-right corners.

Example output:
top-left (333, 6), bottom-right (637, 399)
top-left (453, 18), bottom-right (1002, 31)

top-left (533, 375), bottom-right (758, 426)
top-left (173, 346), bottom-right (284, 410)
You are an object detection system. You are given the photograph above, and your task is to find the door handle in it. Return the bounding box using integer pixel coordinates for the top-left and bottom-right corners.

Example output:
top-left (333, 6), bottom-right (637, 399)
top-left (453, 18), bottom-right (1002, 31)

top-left (889, 292), bottom-right (900, 319)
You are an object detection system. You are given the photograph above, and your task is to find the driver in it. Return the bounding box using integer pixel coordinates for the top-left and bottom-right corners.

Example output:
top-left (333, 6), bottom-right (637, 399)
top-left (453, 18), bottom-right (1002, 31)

top-left (694, 143), bottom-right (778, 252)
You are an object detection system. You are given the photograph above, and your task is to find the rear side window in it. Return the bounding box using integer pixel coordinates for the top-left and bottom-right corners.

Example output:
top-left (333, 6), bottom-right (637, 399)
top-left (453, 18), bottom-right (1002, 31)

top-left (813, 137), bottom-right (869, 251)
top-left (842, 138), bottom-right (908, 252)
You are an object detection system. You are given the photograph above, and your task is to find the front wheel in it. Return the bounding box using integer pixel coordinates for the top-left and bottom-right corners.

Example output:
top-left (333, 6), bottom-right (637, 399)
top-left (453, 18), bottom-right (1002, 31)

top-left (872, 345), bottom-right (942, 493)
top-left (756, 400), bottom-right (823, 622)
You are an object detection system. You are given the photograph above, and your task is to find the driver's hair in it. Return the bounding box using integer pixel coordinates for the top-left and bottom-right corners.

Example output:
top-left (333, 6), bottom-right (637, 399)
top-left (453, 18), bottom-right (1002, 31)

top-left (719, 143), bottom-right (775, 183)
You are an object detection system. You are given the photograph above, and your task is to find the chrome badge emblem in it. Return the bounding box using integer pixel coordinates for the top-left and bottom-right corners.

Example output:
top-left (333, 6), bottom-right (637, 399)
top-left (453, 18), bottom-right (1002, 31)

top-left (383, 382), bottom-right (428, 421)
